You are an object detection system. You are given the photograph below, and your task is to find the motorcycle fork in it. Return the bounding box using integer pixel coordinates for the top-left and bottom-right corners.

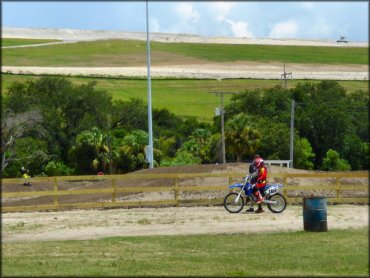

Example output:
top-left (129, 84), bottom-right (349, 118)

top-left (235, 184), bottom-right (246, 203)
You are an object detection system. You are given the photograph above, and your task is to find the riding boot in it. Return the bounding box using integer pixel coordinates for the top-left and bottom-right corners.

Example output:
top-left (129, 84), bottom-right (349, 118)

top-left (254, 191), bottom-right (264, 204)
top-left (255, 205), bottom-right (264, 213)
top-left (246, 207), bottom-right (254, 212)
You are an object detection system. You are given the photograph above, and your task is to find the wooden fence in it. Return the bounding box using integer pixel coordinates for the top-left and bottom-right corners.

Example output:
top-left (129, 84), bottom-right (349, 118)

top-left (2, 171), bottom-right (368, 212)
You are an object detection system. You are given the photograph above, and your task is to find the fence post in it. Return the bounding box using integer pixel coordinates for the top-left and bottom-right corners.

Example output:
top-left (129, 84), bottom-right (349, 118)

top-left (53, 177), bottom-right (59, 208)
top-left (335, 177), bottom-right (340, 199)
top-left (174, 177), bottom-right (179, 207)
top-left (283, 176), bottom-right (288, 199)
top-left (112, 178), bottom-right (117, 204)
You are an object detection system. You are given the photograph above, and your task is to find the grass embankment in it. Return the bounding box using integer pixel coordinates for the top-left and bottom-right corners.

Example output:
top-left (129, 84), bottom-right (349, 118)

top-left (2, 39), bottom-right (368, 66)
top-left (2, 38), bottom-right (61, 47)
top-left (2, 74), bottom-right (368, 122)
top-left (2, 228), bottom-right (368, 276)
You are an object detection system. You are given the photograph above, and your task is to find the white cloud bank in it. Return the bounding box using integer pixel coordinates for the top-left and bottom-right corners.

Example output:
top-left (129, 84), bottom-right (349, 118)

top-left (209, 2), bottom-right (235, 15)
top-left (175, 3), bottom-right (200, 24)
top-left (216, 15), bottom-right (254, 38)
top-left (269, 20), bottom-right (298, 39)
top-left (149, 17), bottom-right (160, 33)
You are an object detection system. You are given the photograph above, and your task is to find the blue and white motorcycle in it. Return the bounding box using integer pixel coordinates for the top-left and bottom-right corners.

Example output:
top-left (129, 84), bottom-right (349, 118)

top-left (223, 175), bottom-right (287, 213)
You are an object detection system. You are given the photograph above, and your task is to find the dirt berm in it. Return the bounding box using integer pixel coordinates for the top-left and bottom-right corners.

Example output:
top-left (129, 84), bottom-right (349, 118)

top-left (2, 163), bottom-right (368, 207)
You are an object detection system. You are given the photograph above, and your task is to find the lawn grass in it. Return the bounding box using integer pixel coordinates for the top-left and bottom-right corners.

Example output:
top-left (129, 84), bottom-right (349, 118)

top-left (155, 41), bottom-right (368, 65)
top-left (2, 74), bottom-right (368, 122)
top-left (2, 39), bottom-right (368, 66)
top-left (2, 227), bottom-right (368, 276)
top-left (2, 38), bottom-right (61, 47)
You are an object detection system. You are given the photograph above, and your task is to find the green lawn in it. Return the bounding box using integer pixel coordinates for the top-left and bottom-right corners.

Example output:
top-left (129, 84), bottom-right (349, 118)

top-left (2, 228), bottom-right (368, 276)
top-left (2, 39), bottom-right (368, 66)
top-left (2, 38), bottom-right (61, 47)
top-left (2, 74), bottom-right (368, 122)
top-left (155, 41), bottom-right (368, 64)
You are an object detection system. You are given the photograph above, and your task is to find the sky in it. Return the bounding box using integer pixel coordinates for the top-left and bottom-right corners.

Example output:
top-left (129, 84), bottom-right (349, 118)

top-left (2, 1), bottom-right (369, 42)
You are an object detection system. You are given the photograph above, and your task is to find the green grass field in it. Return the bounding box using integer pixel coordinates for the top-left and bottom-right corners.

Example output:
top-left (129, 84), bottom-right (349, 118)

top-left (2, 38), bottom-right (61, 47)
top-left (2, 74), bottom-right (368, 122)
top-left (2, 39), bottom-right (368, 66)
top-left (2, 228), bottom-right (368, 276)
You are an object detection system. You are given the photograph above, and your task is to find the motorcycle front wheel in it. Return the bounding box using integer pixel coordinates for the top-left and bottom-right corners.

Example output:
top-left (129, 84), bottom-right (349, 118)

top-left (223, 192), bottom-right (245, 213)
top-left (267, 193), bottom-right (287, 213)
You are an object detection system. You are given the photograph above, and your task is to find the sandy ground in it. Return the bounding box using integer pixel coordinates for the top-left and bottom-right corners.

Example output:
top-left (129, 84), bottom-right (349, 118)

top-left (2, 205), bottom-right (368, 242)
top-left (2, 64), bottom-right (368, 80)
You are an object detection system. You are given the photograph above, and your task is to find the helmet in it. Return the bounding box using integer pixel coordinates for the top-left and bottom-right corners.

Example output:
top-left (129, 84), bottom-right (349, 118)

top-left (254, 157), bottom-right (264, 169)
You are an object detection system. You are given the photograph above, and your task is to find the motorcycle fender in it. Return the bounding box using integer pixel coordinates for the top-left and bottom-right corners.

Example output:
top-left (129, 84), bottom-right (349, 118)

top-left (228, 183), bottom-right (243, 190)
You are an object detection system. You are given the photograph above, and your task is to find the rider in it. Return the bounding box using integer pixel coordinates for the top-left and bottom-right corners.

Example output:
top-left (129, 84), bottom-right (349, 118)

top-left (246, 156), bottom-right (267, 213)
top-left (246, 155), bottom-right (260, 212)
top-left (253, 157), bottom-right (267, 204)
top-left (20, 166), bottom-right (31, 186)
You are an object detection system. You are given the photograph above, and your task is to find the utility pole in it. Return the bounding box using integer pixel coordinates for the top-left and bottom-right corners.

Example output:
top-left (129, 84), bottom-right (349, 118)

top-left (146, 0), bottom-right (154, 168)
top-left (107, 115), bottom-right (113, 174)
top-left (289, 100), bottom-right (295, 168)
top-left (281, 63), bottom-right (292, 89)
top-left (209, 91), bottom-right (240, 164)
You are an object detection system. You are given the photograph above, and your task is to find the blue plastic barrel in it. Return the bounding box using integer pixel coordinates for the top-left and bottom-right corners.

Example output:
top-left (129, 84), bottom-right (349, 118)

top-left (303, 197), bottom-right (328, 232)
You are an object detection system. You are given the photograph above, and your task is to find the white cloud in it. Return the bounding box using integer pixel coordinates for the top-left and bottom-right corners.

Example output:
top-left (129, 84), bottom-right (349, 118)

top-left (222, 17), bottom-right (254, 38)
top-left (269, 20), bottom-right (298, 38)
top-left (209, 2), bottom-right (235, 15)
top-left (300, 2), bottom-right (315, 11)
top-left (149, 17), bottom-right (160, 33)
top-left (307, 19), bottom-right (333, 39)
top-left (174, 3), bottom-right (200, 24)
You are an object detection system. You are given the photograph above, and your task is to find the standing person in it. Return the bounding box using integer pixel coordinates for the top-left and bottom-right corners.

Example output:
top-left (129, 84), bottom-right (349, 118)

top-left (246, 154), bottom-right (260, 212)
top-left (252, 157), bottom-right (267, 213)
top-left (246, 155), bottom-right (267, 213)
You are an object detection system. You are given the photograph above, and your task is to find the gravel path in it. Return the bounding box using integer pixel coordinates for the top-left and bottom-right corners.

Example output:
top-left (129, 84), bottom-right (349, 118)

top-left (2, 64), bottom-right (368, 80)
top-left (2, 205), bottom-right (368, 242)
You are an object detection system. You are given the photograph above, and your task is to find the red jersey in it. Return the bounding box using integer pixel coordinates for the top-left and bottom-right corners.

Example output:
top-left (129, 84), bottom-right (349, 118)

top-left (256, 166), bottom-right (267, 188)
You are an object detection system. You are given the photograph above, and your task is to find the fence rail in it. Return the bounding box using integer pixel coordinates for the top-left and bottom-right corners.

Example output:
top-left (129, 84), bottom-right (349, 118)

top-left (2, 171), bottom-right (368, 212)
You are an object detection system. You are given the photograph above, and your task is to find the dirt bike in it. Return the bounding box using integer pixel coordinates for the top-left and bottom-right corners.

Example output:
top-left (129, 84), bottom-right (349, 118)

top-left (223, 175), bottom-right (287, 213)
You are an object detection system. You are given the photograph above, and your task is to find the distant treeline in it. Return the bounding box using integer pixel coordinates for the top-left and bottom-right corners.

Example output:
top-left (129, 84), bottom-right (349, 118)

top-left (1, 77), bottom-right (368, 177)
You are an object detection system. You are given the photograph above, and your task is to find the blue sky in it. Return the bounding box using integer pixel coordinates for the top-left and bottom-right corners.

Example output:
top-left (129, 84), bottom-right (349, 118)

top-left (2, 1), bottom-right (369, 42)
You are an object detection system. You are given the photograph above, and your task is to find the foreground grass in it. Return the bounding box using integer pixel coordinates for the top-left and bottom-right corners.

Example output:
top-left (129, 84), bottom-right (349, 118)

top-left (2, 39), bottom-right (368, 66)
top-left (2, 38), bottom-right (61, 47)
top-left (2, 74), bottom-right (368, 122)
top-left (2, 228), bottom-right (368, 276)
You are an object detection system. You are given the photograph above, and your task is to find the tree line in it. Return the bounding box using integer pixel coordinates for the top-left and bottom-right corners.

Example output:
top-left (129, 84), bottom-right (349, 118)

top-left (1, 76), bottom-right (368, 177)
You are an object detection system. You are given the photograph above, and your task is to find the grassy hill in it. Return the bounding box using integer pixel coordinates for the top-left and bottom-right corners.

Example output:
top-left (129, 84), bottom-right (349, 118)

top-left (2, 39), bottom-right (368, 66)
top-left (2, 38), bottom-right (61, 47)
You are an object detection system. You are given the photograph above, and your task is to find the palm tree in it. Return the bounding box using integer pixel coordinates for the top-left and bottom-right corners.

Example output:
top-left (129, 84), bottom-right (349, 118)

top-left (74, 127), bottom-right (110, 172)
top-left (225, 113), bottom-right (260, 162)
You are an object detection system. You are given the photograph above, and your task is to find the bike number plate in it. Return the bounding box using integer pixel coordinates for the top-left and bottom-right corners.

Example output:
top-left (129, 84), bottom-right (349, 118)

top-left (265, 187), bottom-right (277, 195)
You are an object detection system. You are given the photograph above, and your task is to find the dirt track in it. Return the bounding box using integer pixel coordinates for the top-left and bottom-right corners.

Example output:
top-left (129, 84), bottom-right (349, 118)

top-left (2, 205), bottom-right (368, 242)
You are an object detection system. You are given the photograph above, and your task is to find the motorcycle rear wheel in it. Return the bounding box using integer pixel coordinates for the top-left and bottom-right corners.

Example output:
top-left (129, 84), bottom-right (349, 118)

top-left (223, 192), bottom-right (245, 213)
top-left (267, 193), bottom-right (287, 213)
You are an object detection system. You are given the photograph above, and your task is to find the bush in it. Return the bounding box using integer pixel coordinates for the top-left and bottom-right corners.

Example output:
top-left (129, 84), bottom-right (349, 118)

top-left (160, 151), bottom-right (201, 167)
top-left (321, 149), bottom-right (351, 171)
top-left (44, 161), bottom-right (74, 176)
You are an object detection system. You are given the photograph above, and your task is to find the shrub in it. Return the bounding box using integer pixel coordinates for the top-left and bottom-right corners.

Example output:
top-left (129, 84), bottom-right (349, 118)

top-left (44, 161), bottom-right (74, 176)
top-left (321, 149), bottom-right (351, 171)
